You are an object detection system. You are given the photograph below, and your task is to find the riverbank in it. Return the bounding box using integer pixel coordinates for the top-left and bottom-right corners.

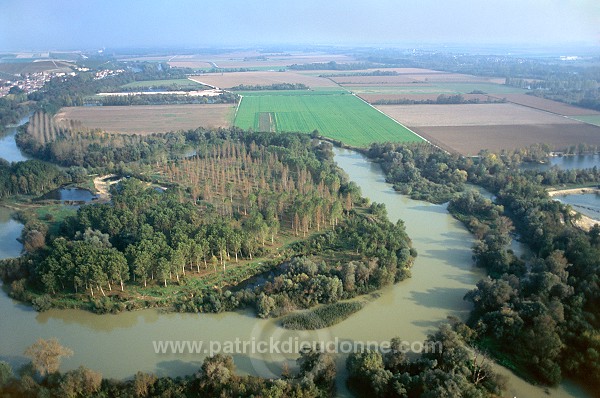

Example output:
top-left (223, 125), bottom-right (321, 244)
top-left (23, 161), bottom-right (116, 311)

top-left (547, 188), bottom-right (600, 231)
top-left (92, 174), bottom-right (118, 201)
top-left (547, 187), bottom-right (600, 197)
top-left (0, 147), bottom-right (592, 397)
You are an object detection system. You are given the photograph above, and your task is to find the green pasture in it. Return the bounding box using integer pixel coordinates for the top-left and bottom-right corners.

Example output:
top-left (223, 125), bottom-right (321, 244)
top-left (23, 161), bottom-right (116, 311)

top-left (234, 92), bottom-right (422, 147)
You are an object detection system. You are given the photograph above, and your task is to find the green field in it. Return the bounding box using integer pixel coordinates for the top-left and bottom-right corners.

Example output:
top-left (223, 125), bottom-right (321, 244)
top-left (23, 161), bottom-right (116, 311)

top-left (121, 78), bottom-right (205, 89)
top-left (572, 115), bottom-right (600, 127)
top-left (234, 93), bottom-right (422, 147)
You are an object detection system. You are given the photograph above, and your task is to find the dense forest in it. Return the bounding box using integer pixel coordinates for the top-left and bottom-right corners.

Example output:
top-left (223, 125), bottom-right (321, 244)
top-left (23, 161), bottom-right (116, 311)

top-left (368, 141), bottom-right (600, 388)
top-left (346, 323), bottom-right (506, 397)
top-left (17, 111), bottom-right (194, 167)
top-left (0, 340), bottom-right (336, 397)
top-left (98, 92), bottom-right (238, 106)
top-left (0, 159), bottom-right (83, 199)
top-left (2, 132), bottom-right (414, 318)
top-left (0, 95), bottom-right (31, 132)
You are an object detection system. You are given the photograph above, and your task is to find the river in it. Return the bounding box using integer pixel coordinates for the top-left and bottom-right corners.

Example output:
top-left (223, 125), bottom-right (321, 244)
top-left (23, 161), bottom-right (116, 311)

top-left (0, 115), bottom-right (30, 163)
top-left (0, 147), bottom-right (592, 397)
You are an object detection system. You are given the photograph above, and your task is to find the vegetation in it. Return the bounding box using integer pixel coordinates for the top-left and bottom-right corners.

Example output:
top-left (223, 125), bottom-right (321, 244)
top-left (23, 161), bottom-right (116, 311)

top-left (288, 61), bottom-right (381, 70)
top-left (0, 158), bottom-right (84, 199)
top-left (369, 141), bottom-right (600, 388)
top-left (2, 132), bottom-right (414, 316)
top-left (98, 91), bottom-right (238, 106)
top-left (281, 301), bottom-right (364, 329)
top-left (16, 111), bottom-right (197, 167)
top-left (27, 62), bottom-right (196, 114)
top-left (234, 93), bottom-right (422, 147)
top-left (0, 95), bottom-right (31, 133)
top-left (320, 70), bottom-right (400, 77)
top-left (119, 78), bottom-right (207, 91)
top-left (368, 142), bottom-right (469, 203)
top-left (231, 83), bottom-right (309, 91)
top-left (0, 339), bottom-right (336, 397)
top-left (346, 324), bottom-right (506, 397)
top-left (372, 93), bottom-right (505, 105)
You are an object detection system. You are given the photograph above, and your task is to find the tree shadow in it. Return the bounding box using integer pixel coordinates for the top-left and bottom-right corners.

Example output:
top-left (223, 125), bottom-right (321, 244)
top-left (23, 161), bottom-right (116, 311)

top-left (419, 248), bottom-right (474, 269)
top-left (154, 359), bottom-right (203, 377)
top-left (408, 287), bottom-right (472, 310)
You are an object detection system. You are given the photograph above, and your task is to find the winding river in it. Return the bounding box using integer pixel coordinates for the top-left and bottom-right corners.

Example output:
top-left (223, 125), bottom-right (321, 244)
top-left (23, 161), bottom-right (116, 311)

top-left (0, 140), bottom-right (592, 396)
top-left (0, 115), bottom-right (30, 163)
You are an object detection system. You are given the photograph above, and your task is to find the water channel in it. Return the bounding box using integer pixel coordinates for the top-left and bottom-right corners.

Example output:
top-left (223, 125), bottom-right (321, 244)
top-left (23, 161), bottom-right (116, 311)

top-left (0, 127), bottom-right (593, 396)
top-left (0, 115), bottom-right (31, 163)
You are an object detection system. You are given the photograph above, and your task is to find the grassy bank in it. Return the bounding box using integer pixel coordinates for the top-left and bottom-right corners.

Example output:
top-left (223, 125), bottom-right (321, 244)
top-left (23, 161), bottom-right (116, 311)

top-left (280, 301), bottom-right (364, 330)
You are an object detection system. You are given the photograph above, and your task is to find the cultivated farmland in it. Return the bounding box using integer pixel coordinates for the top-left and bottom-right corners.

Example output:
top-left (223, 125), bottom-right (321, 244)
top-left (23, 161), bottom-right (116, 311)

top-left (572, 115), bottom-right (600, 127)
top-left (234, 93), bottom-right (422, 147)
top-left (359, 93), bottom-right (491, 104)
top-left (164, 51), bottom-right (357, 69)
top-left (55, 104), bottom-right (235, 134)
top-left (375, 104), bottom-right (600, 155)
top-left (188, 71), bottom-right (338, 89)
top-left (491, 93), bottom-right (600, 116)
top-left (410, 124), bottom-right (600, 155)
top-left (376, 104), bottom-right (577, 127)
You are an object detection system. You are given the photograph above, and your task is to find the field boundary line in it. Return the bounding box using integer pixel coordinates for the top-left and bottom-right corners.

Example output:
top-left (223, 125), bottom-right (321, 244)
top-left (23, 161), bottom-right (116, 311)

top-left (488, 94), bottom-right (600, 127)
top-left (325, 75), bottom-right (441, 150)
top-left (187, 77), bottom-right (218, 90)
top-left (233, 95), bottom-right (243, 123)
top-left (352, 93), bottom-right (438, 147)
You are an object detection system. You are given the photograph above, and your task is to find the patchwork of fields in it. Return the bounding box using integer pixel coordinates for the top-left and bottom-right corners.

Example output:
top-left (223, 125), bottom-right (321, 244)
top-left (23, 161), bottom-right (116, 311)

top-left (51, 63), bottom-right (600, 153)
top-left (377, 104), bottom-right (600, 155)
top-left (234, 93), bottom-right (422, 147)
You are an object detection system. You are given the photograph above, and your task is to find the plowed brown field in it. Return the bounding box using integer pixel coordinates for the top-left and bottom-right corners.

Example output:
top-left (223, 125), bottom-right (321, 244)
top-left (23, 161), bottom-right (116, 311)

top-left (411, 124), bottom-right (600, 155)
top-left (376, 103), bottom-right (600, 155)
top-left (55, 104), bottom-right (234, 134)
top-left (490, 94), bottom-right (600, 116)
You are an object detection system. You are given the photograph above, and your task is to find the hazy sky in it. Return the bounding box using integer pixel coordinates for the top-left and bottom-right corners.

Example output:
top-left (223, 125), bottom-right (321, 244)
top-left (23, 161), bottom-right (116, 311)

top-left (1, 0), bottom-right (599, 50)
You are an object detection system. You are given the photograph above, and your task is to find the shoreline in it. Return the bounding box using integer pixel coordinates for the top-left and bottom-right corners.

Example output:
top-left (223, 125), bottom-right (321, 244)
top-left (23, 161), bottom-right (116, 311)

top-left (547, 187), bottom-right (600, 197)
top-left (547, 188), bottom-right (600, 231)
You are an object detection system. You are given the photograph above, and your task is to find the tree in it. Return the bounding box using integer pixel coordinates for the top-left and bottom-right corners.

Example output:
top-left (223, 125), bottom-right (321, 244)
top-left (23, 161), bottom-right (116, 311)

top-left (58, 366), bottom-right (102, 398)
top-left (133, 371), bottom-right (157, 397)
top-left (24, 338), bottom-right (73, 376)
top-left (0, 361), bottom-right (13, 388)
